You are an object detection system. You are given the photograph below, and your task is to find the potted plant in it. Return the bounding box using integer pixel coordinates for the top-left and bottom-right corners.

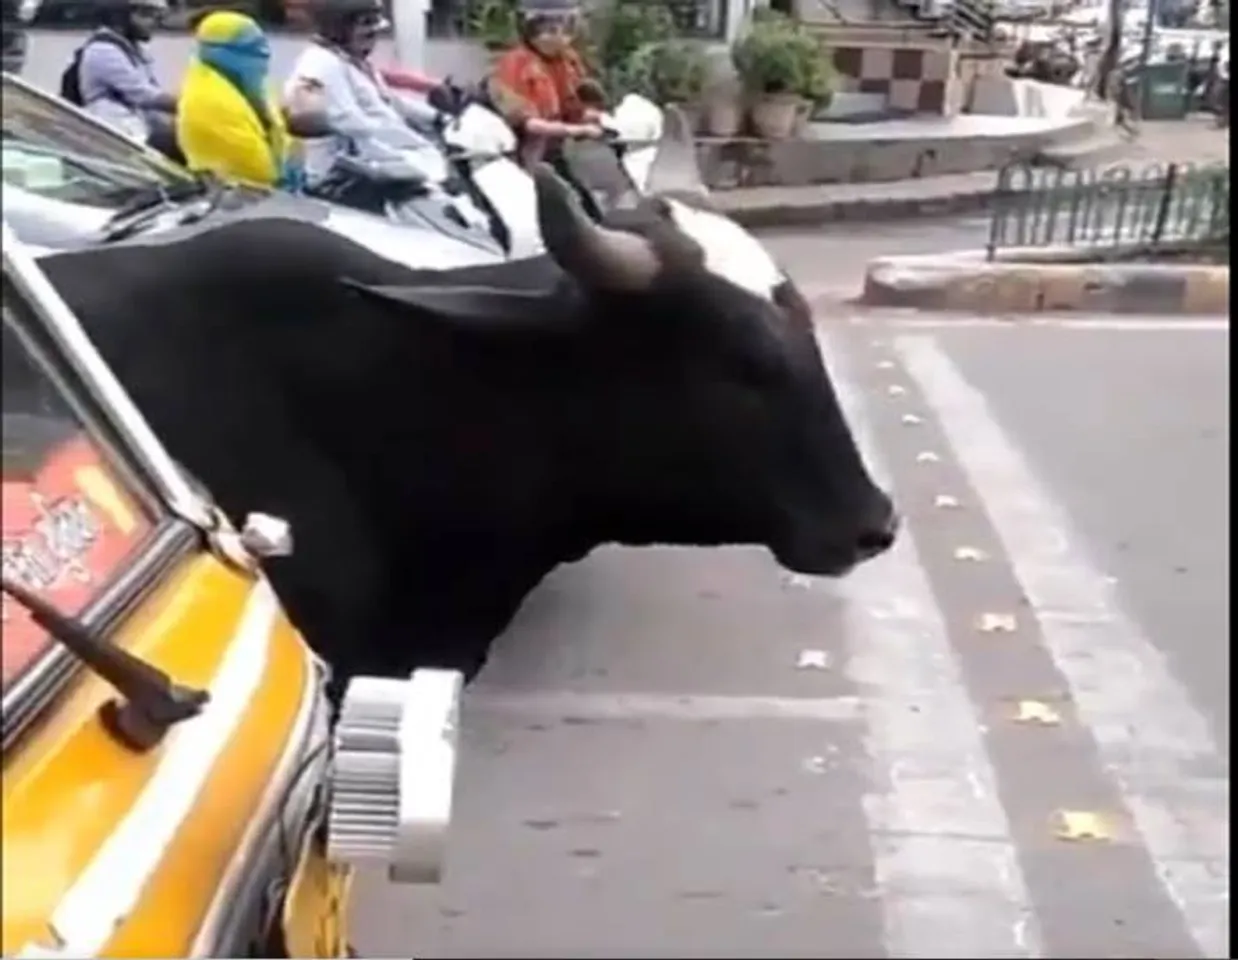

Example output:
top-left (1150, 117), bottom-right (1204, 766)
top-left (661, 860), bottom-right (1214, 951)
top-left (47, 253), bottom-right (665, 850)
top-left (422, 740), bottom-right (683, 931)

top-left (624, 39), bottom-right (710, 128)
top-left (581, 0), bottom-right (675, 101)
top-left (792, 32), bottom-right (836, 132)
top-left (731, 14), bottom-right (806, 139)
top-left (469, 0), bottom-right (519, 52)
top-left (701, 74), bottom-right (744, 137)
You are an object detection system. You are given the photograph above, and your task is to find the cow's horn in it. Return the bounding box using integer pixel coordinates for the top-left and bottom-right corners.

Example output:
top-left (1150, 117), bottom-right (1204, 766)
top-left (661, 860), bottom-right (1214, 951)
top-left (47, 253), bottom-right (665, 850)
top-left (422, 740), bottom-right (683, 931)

top-left (533, 164), bottom-right (660, 291)
top-left (645, 104), bottom-right (710, 200)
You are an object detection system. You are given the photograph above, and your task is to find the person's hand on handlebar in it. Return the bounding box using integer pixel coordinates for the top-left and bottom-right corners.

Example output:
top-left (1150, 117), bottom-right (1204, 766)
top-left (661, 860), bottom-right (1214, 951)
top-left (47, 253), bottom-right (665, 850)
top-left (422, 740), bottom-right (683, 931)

top-left (568, 122), bottom-right (607, 139)
top-left (522, 116), bottom-right (605, 141)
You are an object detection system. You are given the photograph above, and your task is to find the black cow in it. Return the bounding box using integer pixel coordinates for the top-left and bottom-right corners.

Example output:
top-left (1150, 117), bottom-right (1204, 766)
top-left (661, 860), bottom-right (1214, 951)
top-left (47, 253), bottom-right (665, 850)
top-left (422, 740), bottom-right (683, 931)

top-left (38, 166), bottom-right (898, 685)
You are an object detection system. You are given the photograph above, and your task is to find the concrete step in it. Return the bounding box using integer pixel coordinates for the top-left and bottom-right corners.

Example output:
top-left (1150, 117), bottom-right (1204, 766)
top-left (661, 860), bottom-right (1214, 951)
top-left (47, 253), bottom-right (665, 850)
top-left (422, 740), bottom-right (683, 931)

top-left (1033, 128), bottom-right (1136, 168)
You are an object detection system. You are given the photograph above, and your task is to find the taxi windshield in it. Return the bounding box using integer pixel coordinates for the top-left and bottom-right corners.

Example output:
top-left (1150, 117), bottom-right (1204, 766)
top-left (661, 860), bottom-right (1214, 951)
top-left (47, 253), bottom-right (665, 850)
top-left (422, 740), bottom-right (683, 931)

top-left (1, 268), bottom-right (165, 694)
top-left (1, 73), bottom-right (192, 210)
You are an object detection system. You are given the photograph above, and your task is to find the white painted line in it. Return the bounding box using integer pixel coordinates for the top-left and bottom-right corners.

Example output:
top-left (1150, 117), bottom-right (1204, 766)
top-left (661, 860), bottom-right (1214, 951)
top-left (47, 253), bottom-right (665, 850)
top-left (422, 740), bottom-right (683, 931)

top-left (463, 689), bottom-right (863, 722)
top-left (896, 335), bottom-right (1230, 960)
top-left (821, 331), bottom-right (1041, 960)
top-left (847, 316), bottom-right (1229, 332)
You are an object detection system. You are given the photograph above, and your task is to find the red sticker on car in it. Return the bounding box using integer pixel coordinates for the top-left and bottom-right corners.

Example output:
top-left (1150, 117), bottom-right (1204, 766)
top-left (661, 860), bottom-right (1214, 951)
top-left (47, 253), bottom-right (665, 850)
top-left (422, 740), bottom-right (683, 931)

top-left (2, 434), bottom-right (152, 687)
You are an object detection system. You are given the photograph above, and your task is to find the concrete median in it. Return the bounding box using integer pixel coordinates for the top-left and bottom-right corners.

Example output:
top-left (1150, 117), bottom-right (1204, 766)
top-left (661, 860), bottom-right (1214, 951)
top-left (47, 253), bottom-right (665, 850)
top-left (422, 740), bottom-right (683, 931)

top-left (862, 248), bottom-right (1230, 315)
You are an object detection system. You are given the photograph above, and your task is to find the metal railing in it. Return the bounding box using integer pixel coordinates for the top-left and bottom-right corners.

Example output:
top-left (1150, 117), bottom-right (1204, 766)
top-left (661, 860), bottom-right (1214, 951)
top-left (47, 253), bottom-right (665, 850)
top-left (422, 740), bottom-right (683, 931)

top-left (986, 160), bottom-right (1230, 260)
top-left (944, 0), bottom-right (996, 43)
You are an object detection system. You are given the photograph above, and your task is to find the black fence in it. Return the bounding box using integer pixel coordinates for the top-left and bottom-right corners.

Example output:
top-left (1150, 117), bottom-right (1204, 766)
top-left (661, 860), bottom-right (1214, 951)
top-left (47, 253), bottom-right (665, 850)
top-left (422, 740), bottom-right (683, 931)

top-left (987, 160), bottom-right (1230, 260)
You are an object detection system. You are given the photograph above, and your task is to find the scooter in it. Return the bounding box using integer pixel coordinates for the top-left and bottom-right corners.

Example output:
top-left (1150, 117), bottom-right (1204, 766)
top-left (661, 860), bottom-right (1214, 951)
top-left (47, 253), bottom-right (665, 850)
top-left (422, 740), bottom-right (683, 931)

top-left (131, 62), bottom-right (666, 259)
top-left (301, 87), bottom-right (664, 259)
top-left (429, 86), bottom-right (665, 258)
top-left (303, 133), bottom-right (508, 256)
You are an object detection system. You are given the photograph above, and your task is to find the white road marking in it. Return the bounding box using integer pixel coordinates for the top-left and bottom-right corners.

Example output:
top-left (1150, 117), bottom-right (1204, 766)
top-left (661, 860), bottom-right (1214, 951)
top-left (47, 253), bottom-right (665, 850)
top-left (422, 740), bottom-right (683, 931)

top-left (822, 331), bottom-right (1041, 959)
top-left (896, 334), bottom-right (1230, 960)
top-left (463, 689), bottom-right (863, 722)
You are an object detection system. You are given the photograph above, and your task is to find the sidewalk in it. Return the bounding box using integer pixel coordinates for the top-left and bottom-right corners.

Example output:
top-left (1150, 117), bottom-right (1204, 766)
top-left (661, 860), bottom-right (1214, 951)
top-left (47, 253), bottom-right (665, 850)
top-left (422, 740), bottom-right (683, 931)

top-left (713, 170), bottom-right (1006, 228)
top-left (24, 30), bottom-right (1231, 231)
top-left (714, 117), bottom-right (1230, 229)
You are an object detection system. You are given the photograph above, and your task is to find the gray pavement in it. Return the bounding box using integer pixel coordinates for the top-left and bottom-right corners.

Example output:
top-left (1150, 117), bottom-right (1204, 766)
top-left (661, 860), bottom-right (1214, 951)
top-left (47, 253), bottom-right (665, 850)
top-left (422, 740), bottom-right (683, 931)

top-left (350, 300), bottom-right (1229, 955)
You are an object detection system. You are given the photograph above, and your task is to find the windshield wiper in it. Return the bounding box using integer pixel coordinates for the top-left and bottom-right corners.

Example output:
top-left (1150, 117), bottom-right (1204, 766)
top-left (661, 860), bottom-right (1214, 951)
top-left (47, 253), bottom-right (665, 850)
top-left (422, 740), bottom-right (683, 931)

top-left (100, 175), bottom-right (215, 243)
top-left (1, 577), bottom-right (209, 750)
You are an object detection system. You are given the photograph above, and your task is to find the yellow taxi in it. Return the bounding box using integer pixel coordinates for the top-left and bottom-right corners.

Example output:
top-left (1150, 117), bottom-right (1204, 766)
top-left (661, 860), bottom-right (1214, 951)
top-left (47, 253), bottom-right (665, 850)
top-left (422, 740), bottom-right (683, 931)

top-left (1, 222), bottom-right (462, 958)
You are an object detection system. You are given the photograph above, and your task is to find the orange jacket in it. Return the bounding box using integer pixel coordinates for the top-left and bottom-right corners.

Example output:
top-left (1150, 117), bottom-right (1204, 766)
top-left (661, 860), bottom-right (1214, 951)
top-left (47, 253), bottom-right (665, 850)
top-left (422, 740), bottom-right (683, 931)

top-left (488, 43), bottom-right (589, 136)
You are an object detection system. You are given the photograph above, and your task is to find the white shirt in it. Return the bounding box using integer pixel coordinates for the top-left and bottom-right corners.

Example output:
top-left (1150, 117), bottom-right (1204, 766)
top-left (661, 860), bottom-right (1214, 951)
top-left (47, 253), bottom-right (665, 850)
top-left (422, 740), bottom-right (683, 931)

top-left (283, 43), bottom-right (444, 185)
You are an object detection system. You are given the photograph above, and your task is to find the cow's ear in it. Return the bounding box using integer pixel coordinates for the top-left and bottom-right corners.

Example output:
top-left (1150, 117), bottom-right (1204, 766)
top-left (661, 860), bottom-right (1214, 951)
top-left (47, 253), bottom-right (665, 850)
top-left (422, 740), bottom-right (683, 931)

top-left (341, 279), bottom-right (575, 333)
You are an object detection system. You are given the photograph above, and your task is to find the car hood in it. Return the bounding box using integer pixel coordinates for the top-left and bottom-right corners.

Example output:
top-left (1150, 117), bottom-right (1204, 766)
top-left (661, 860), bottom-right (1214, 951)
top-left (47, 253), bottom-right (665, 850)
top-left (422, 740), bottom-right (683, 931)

top-left (4, 184), bottom-right (507, 271)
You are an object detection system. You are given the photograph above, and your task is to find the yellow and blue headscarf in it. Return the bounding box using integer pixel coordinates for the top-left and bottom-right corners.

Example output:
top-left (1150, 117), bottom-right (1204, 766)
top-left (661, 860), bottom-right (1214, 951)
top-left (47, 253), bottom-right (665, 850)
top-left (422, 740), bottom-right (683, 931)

top-left (185, 10), bottom-right (303, 190)
top-left (194, 11), bottom-right (273, 125)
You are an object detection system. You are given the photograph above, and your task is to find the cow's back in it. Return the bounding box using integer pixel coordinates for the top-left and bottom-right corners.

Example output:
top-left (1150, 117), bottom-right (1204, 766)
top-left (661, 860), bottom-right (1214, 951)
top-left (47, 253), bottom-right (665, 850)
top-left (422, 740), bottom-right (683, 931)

top-left (38, 221), bottom-right (417, 676)
top-left (38, 218), bottom-right (581, 679)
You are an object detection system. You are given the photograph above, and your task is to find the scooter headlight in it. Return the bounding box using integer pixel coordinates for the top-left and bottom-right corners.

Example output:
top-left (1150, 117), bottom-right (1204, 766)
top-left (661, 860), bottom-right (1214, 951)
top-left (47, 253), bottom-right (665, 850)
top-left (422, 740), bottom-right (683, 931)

top-left (325, 668), bottom-right (463, 884)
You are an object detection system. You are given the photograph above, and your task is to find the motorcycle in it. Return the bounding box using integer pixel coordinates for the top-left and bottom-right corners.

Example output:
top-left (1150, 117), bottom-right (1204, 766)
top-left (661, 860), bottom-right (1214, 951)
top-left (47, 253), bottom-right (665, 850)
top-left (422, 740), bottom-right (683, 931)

top-left (303, 137), bottom-right (509, 257)
top-left (438, 86), bottom-right (665, 253)
top-left (298, 84), bottom-right (666, 259)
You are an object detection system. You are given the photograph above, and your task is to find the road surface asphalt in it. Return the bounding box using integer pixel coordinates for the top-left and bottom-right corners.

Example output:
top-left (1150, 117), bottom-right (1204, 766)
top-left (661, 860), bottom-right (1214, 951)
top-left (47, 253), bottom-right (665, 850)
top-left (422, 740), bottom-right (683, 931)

top-left (349, 235), bottom-right (1229, 958)
top-left (16, 44), bottom-right (1229, 956)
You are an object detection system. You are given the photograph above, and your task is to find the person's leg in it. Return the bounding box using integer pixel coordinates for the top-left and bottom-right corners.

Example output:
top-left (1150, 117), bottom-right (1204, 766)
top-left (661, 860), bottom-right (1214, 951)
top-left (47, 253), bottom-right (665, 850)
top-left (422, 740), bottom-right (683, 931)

top-left (546, 142), bottom-right (605, 221)
top-left (146, 113), bottom-right (186, 164)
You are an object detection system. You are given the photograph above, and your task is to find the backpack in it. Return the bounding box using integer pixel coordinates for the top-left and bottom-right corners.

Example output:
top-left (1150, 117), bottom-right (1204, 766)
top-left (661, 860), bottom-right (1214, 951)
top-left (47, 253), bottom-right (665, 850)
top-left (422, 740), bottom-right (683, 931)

top-left (59, 32), bottom-right (142, 107)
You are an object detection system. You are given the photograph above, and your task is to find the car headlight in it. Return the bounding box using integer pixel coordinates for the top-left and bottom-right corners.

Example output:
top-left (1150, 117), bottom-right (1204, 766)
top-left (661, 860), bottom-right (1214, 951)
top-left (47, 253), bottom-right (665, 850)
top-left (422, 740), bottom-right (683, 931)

top-left (325, 668), bottom-right (463, 884)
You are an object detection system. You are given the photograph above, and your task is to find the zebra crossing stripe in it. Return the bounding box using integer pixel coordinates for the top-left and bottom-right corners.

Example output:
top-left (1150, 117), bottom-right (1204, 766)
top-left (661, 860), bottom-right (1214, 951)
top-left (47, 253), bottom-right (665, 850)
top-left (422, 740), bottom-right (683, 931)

top-left (895, 334), bottom-right (1230, 960)
top-left (824, 331), bottom-right (1041, 959)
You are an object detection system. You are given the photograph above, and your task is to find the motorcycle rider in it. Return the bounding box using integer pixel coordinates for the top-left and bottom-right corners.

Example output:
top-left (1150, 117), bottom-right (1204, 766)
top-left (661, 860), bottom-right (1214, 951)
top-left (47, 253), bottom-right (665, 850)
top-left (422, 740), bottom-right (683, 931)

top-left (282, 0), bottom-right (444, 188)
top-left (177, 10), bottom-right (305, 190)
top-left (67, 0), bottom-right (177, 145)
top-left (486, 0), bottom-right (606, 169)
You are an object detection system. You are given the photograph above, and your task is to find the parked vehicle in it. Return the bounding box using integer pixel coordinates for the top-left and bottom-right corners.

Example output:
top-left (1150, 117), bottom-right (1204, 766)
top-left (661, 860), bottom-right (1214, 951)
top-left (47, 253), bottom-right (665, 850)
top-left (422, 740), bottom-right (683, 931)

top-left (1, 71), bottom-right (508, 267)
top-left (2, 69), bottom-right (667, 262)
top-left (1, 219), bottom-right (464, 957)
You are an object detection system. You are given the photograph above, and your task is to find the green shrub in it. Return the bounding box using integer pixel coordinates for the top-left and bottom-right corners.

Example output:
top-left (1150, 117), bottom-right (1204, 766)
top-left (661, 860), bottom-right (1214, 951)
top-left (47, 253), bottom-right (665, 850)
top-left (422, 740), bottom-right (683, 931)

top-left (622, 38), bottom-right (710, 103)
top-left (468, 0), bottom-right (519, 49)
top-left (580, 0), bottom-right (677, 97)
top-left (731, 11), bottom-right (836, 104)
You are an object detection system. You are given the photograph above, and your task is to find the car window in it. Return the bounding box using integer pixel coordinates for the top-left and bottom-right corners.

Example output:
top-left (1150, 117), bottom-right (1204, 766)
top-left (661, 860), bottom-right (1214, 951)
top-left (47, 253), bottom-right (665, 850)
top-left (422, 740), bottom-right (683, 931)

top-left (1, 292), bottom-right (161, 691)
top-left (1, 74), bottom-right (191, 209)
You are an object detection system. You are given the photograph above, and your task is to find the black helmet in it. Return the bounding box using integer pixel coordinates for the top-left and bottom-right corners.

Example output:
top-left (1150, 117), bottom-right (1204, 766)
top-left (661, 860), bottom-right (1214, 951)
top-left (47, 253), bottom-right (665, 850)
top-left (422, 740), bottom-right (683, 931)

top-left (92, 0), bottom-right (166, 31)
top-left (517, 0), bottom-right (576, 41)
top-left (305, 0), bottom-right (384, 45)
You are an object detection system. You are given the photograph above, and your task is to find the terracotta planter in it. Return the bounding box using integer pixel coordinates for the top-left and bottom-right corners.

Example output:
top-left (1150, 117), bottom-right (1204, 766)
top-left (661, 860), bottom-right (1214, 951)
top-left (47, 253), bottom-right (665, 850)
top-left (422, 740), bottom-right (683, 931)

top-left (667, 101), bottom-right (704, 136)
top-left (702, 96), bottom-right (744, 137)
top-left (793, 98), bottom-right (813, 136)
top-left (749, 93), bottom-right (802, 140)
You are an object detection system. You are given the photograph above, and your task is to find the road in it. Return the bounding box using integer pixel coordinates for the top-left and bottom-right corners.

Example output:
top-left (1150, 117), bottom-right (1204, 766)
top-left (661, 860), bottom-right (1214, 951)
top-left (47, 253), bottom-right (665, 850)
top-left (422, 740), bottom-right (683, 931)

top-left (347, 232), bottom-right (1229, 956)
top-left (16, 43), bottom-right (1228, 955)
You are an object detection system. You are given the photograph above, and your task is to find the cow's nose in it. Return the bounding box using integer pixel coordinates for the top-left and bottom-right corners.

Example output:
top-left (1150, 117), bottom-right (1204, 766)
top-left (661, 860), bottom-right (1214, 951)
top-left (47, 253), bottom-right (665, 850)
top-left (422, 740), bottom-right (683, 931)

top-left (855, 507), bottom-right (899, 557)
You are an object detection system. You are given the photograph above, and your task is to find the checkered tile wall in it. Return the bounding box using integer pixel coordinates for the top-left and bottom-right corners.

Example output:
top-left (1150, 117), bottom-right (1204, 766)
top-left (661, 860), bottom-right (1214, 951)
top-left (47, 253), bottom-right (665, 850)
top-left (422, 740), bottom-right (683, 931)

top-left (831, 44), bottom-right (960, 114)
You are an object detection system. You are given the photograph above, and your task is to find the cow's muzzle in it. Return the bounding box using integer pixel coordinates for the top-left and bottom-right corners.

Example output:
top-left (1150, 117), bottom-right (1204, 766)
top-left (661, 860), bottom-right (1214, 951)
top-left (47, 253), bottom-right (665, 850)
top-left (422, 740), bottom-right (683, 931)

top-left (772, 495), bottom-right (900, 577)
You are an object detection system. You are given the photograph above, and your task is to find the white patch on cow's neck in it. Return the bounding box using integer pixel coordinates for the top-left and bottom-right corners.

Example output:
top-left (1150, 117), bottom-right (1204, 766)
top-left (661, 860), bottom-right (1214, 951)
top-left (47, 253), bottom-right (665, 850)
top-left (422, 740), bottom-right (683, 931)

top-left (664, 199), bottom-right (783, 302)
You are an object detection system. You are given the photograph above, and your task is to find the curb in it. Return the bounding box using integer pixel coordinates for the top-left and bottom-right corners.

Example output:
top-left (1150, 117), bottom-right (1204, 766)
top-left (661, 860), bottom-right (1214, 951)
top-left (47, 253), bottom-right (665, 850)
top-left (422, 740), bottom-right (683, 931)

top-left (714, 178), bottom-right (1151, 230)
top-left (717, 184), bottom-right (1001, 230)
top-left (862, 250), bottom-right (1230, 315)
